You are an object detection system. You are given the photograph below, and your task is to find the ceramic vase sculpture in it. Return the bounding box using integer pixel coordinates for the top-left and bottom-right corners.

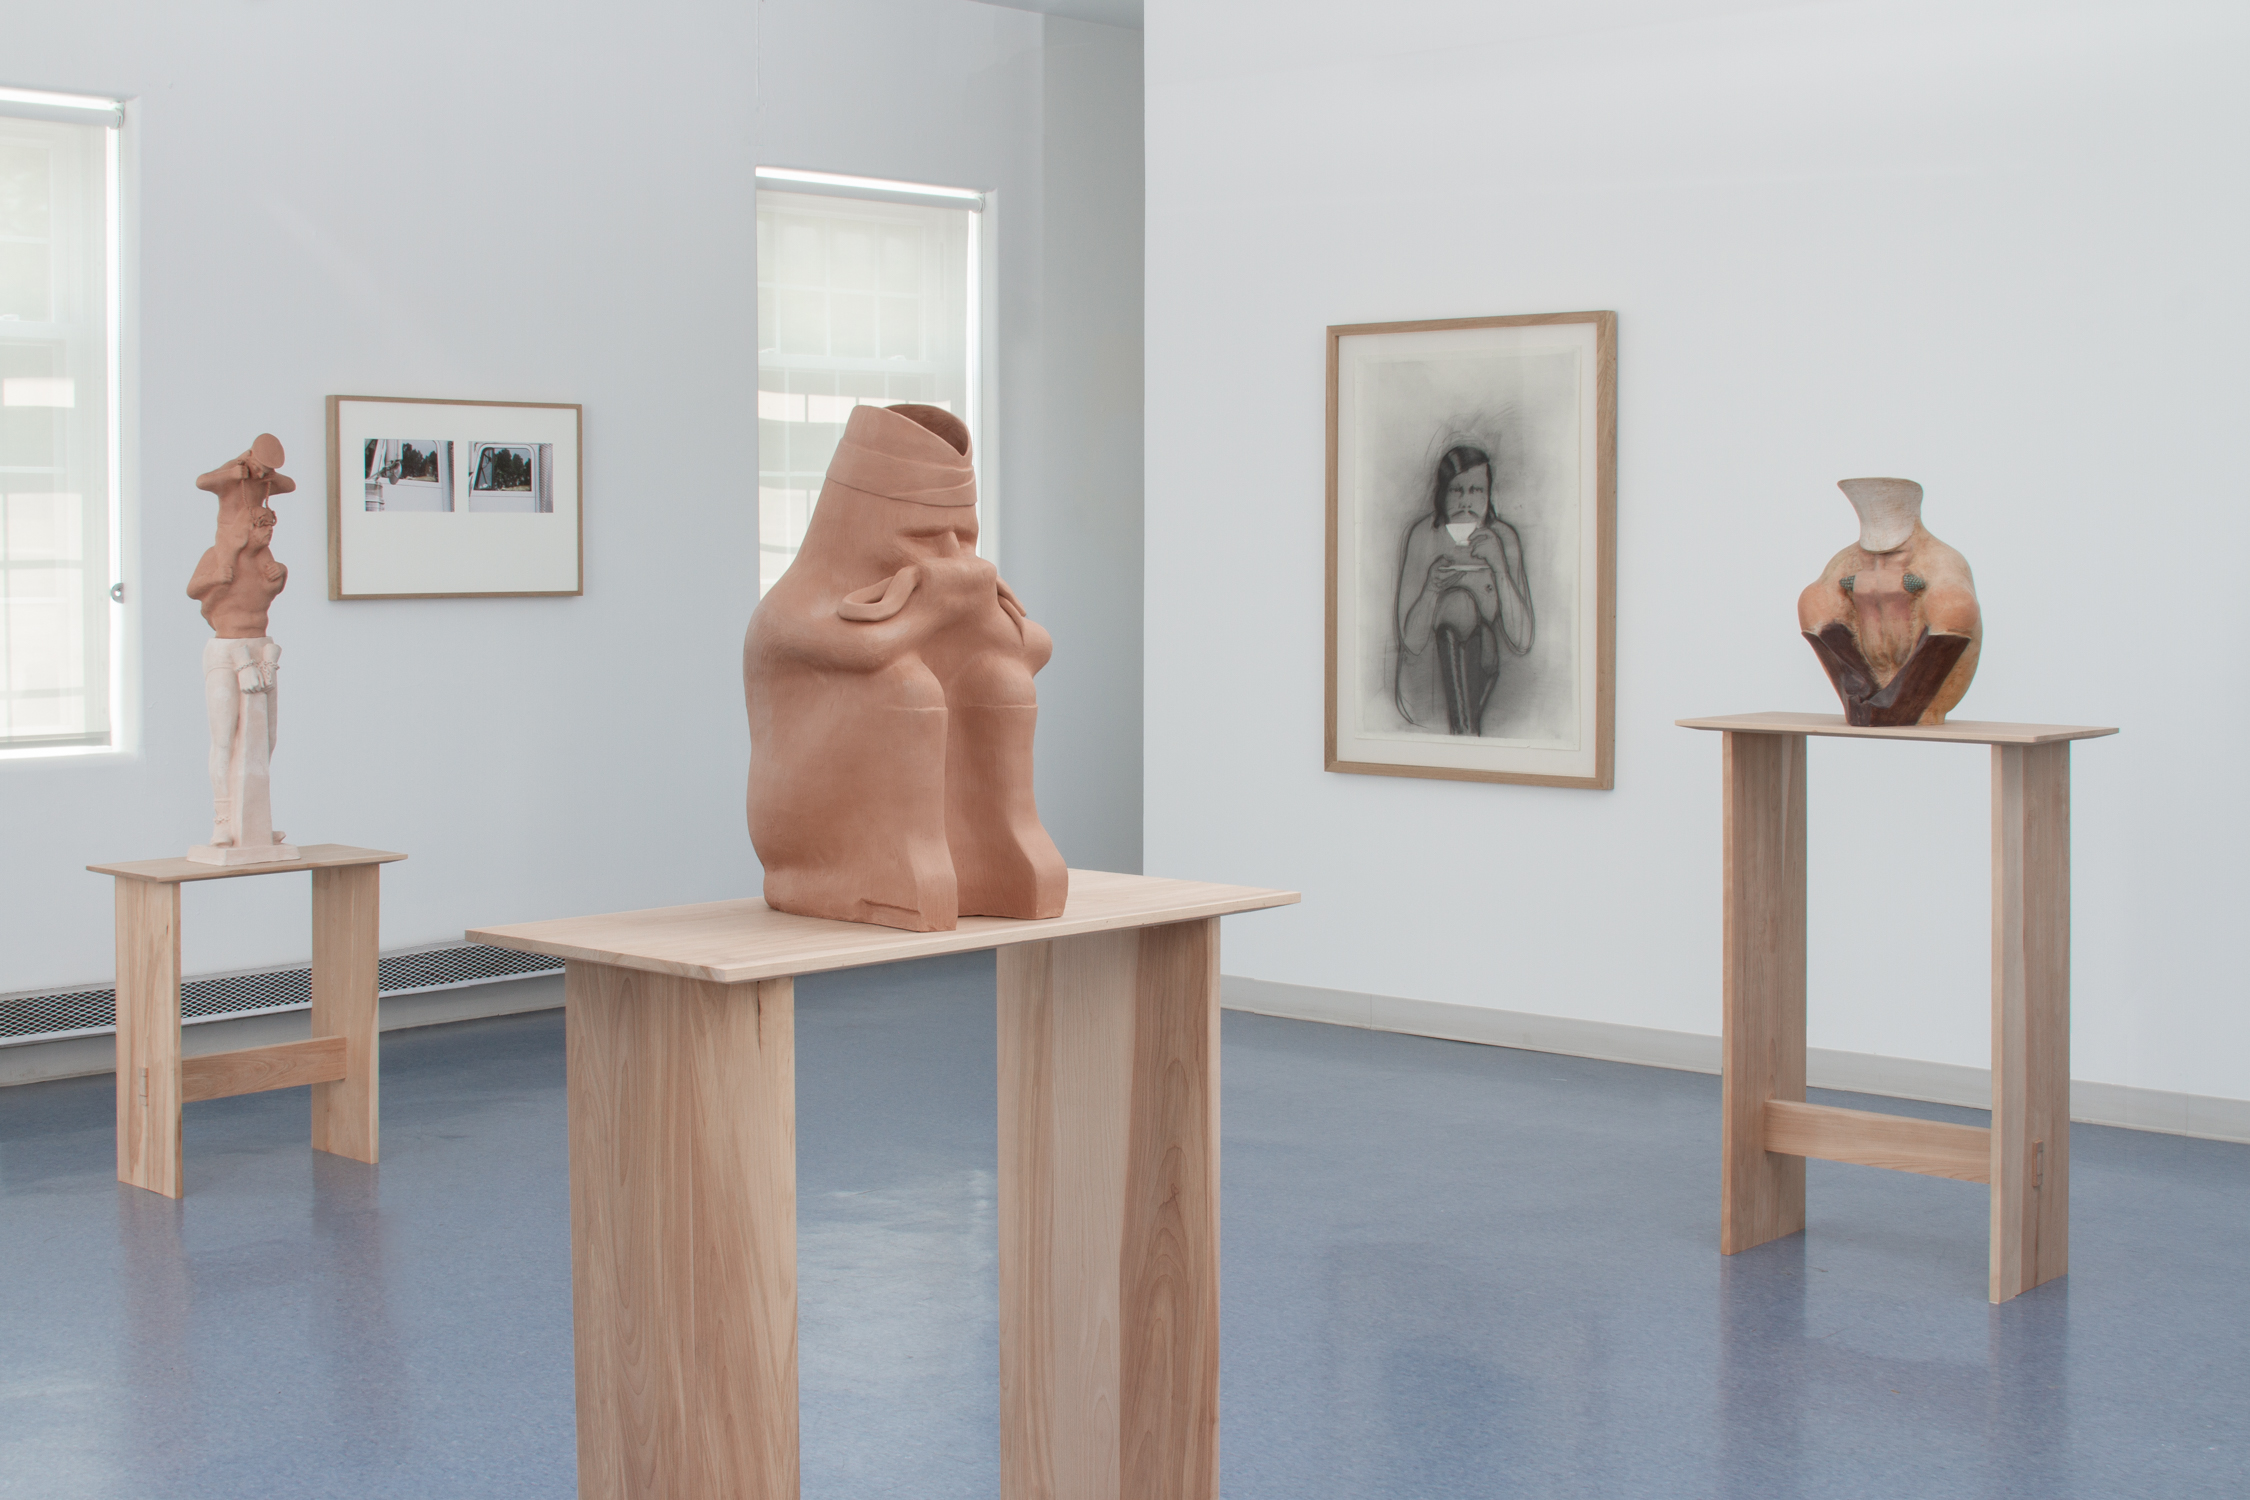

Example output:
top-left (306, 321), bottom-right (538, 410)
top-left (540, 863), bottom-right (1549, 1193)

top-left (1797, 477), bottom-right (1980, 726)
top-left (185, 434), bottom-right (301, 865)
top-left (743, 403), bottom-right (1067, 932)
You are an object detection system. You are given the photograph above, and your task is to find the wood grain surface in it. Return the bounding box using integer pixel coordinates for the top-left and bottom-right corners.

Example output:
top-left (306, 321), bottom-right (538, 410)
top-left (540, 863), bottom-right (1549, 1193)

top-left (1678, 711), bottom-right (2116, 746)
top-left (87, 843), bottom-right (407, 884)
top-left (1119, 919), bottom-right (1221, 1500)
top-left (1719, 729), bottom-right (1808, 1255)
top-left (310, 862), bottom-right (381, 1163)
top-left (998, 919), bottom-right (1221, 1500)
top-left (1000, 931), bottom-right (1131, 1500)
top-left (568, 961), bottom-right (799, 1500)
top-left (472, 869), bottom-right (1297, 985)
top-left (1763, 1099), bottom-right (1991, 1184)
top-left (181, 1036), bottom-right (347, 1103)
top-left (114, 877), bottom-right (183, 1198)
top-left (1991, 741), bottom-right (2072, 1303)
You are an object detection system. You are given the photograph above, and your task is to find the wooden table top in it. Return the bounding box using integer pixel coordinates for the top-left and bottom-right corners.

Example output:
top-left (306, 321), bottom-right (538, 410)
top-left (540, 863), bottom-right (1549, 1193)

top-left (88, 844), bottom-right (409, 884)
top-left (1676, 712), bottom-right (2119, 747)
top-left (468, 869), bottom-right (1302, 984)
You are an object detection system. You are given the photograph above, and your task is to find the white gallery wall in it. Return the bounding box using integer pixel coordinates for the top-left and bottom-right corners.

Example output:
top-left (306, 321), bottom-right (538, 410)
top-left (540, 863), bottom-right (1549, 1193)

top-left (1, 0), bottom-right (1143, 997)
top-left (1143, 0), bottom-right (2250, 1103)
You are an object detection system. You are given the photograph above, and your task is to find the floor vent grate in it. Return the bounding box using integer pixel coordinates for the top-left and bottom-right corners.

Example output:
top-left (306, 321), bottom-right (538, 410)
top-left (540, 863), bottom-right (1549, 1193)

top-left (0, 944), bottom-right (565, 1048)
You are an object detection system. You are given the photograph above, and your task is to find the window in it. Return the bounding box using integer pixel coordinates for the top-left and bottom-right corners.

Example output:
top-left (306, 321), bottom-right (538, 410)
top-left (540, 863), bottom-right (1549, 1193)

top-left (755, 171), bottom-right (982, 596)
top-left (0, 88), bottom-right (120, 753)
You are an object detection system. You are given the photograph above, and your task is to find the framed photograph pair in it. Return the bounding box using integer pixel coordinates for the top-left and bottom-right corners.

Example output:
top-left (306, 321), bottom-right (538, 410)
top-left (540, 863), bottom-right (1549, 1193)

top-left (1325, 310), bottom-right (1616, 789)
top-left (327, 395), bottom-right (583, 599)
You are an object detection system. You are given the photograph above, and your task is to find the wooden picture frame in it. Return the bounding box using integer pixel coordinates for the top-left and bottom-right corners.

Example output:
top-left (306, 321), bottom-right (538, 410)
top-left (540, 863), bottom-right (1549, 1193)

top-left (1325, 311), bottom-right (1616, 789)
top-left (327, 395), bottom-right (584, 599)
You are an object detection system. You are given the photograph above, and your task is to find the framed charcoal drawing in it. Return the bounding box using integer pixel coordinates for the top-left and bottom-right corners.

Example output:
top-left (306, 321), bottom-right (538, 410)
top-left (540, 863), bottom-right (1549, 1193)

top-left (1326, 311), bottom-right (1615, 788)
top-left (327, 395), bottom-right (583, 599)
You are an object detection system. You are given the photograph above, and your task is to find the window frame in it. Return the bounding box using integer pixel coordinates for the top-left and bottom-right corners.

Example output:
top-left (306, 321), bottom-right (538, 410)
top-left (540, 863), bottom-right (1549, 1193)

top-left (0, 86), bottom-right (126, 760)
top-left (752, 167), bottom-right (995, 590)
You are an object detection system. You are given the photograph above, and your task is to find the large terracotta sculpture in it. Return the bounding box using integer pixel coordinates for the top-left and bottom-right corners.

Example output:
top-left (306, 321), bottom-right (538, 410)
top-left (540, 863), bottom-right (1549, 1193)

top-left (185, 434), bottom-right (300, 866)
top-left (744, 403), bottom-right (1066, 931)
top-left (1797, 477), bottom-right (1980, 726)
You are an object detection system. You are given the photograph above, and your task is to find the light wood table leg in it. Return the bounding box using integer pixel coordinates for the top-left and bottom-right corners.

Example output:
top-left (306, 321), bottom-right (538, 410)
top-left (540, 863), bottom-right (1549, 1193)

top-left (567, 960), bottom-right (799, 1500)
top-left (115, 878), bottom-right (185, 1199)
top-left (997, 917), bottom-right (1221, 1500)
top-left (1991, 742), bottom-right (2071, 1303)
top-left (1720, 730), bottom-right (1808, 1254)
top-left (310, 863), bottom-right (381, 1163)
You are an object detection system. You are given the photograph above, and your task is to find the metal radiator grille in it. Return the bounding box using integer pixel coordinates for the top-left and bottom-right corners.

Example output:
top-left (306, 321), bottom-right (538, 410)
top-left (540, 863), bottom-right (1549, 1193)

top-left (0, 943), bottom-right (564, 1047)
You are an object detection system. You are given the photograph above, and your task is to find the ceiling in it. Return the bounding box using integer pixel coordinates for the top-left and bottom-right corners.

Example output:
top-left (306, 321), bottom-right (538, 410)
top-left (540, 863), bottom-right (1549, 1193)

top-left (970, 0), bottom-right (1142, 29)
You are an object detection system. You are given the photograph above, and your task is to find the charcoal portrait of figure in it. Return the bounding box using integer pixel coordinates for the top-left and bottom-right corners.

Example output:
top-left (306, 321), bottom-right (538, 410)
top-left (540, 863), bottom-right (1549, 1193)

top-left (1356, 405), bottom-right (1570, 750)
top-left (1393, 442), bottom-right (1534, 734)
top-left (1327, 312), bottom-right (1615, 787)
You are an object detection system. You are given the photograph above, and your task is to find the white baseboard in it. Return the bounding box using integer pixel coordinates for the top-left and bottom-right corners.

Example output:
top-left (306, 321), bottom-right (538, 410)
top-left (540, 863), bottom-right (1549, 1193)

top-left (0, 973), bottom-right (564, 1090)
top-left (1223, 976), bottom-right (2250, 1147)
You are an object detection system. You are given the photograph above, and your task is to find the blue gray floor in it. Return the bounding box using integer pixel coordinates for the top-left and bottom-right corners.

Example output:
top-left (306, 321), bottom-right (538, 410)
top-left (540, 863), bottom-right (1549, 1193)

top-left (1, 951), bottom-right (2244, 1498)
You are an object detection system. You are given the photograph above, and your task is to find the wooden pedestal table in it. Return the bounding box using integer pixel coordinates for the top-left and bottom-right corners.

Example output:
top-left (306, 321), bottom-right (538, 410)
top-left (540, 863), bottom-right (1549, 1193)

top-left (1678, 712), bottom-right (2117, 1304)
top-left (88, 844), bottom-right (405, 1199)
top-left (469, 869), bottom-right (1299, 1500)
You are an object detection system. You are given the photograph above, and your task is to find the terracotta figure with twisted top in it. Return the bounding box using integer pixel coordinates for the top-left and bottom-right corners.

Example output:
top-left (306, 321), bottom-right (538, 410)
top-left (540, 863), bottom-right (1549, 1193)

top-left (1797, 477), bottom-right (1980, 726)
top-left (185, 434), bottom-right (300, 865)
top-left (744, 403), bottom-right (1066, 931)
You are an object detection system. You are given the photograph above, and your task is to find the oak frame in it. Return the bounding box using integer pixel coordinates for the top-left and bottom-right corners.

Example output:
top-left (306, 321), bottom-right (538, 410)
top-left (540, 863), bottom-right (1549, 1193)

top-left (1324, 310), bottom-right (1616, 789)
top-left (326, 394), bottom-right (584, 600)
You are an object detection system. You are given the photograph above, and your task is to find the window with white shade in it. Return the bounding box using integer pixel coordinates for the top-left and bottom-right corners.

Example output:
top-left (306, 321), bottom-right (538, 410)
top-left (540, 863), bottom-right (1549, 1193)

top-left (0, 88), bottom-right (121, 753)
top-left (756, 174), bottom-right (981, 595)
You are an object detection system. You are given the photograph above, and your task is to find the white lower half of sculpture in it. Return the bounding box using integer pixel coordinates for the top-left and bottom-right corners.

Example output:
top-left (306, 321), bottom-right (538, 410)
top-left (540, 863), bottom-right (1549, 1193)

top-left (187, 635), bottom-right (301, 867)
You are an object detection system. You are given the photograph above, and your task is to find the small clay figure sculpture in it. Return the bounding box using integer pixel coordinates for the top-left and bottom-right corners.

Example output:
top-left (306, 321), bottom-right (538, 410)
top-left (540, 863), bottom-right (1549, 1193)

top-left (185, 434), bottom-right (300, 865)
top-left (1797, 477), bottom-right (1980, 726)
top-left (744, 403), bottom-right (1066, 931)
